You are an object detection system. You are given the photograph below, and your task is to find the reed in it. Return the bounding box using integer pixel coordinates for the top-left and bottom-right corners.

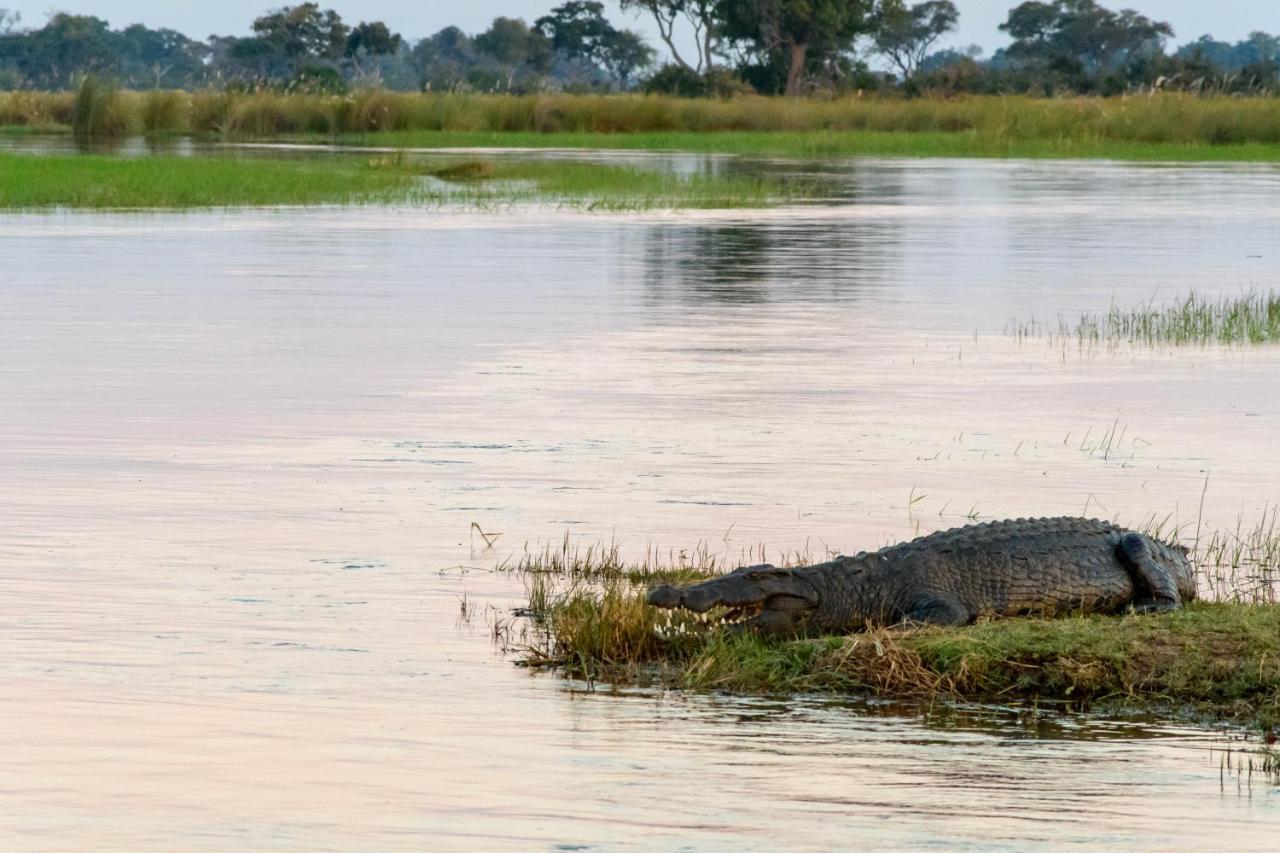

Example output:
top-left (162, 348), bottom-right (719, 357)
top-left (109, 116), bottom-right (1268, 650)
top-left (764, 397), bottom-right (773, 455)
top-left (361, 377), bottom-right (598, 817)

top-left (70, 76), bottom-right (132, 137)
top-left (5, 90), bottom-right (1280, 158)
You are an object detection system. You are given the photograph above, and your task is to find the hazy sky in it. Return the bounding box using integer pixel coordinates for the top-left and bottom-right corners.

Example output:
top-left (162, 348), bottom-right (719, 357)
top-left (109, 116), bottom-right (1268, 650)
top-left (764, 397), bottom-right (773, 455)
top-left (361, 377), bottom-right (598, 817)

top-left (4, 1), bottom-right (1276, 57)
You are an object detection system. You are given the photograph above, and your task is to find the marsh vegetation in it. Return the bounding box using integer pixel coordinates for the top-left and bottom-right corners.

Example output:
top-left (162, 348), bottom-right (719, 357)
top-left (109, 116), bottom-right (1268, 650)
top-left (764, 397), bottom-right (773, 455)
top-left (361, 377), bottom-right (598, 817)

top-left (1011, 291), bottom-right (1280, 347)
top-left (7, 89), bottom-right (1280, 161)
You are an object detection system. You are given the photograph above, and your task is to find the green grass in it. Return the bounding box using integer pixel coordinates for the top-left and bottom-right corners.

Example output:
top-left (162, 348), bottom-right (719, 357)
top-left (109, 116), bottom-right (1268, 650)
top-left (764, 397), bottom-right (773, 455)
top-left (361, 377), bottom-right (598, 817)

top-left (335, 128), bottom-right (1280, 162)
top-left (1011, 291), bottom-right (1280, 346)
top-left (0, 151), bottom-right (419, 209)
top-left (0, 151), bottom-right (806, 211)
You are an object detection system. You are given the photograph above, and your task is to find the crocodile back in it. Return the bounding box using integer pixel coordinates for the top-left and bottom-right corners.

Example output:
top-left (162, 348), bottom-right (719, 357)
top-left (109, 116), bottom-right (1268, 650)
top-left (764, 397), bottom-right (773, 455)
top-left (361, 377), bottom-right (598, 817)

top-left (871, 517), bottom-right (1190, 617)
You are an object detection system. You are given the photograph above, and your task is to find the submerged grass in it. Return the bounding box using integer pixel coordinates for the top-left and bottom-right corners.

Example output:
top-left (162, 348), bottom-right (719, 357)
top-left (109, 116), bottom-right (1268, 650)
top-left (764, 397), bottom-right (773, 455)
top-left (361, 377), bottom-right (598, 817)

top-left (0, 151), bottom-right (805, 211)
top-left (6, 91), bottom-right (1280, 160)
top-left (1011, 291), bottom-right (1280, 347)
top-left (512, 516), bottom-right (1280, 727)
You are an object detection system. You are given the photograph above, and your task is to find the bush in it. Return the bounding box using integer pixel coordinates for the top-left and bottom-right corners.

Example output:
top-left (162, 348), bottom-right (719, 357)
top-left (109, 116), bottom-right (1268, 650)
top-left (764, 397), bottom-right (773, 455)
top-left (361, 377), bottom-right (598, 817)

top-left (643, 64), bottom-right (711, 98)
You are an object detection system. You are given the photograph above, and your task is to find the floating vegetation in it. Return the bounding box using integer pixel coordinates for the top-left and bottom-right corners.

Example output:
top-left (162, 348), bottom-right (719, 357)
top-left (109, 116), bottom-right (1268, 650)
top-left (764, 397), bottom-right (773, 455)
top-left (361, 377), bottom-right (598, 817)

top-left (1010, 291), bottom-right (1280, 347)
top-left (505, 514), bottom-right (1280, 725)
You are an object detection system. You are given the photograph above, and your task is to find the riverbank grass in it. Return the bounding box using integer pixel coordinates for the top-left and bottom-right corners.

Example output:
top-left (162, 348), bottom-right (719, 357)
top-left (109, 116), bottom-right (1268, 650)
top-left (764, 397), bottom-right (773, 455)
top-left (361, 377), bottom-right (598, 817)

top-left (0, 151), bottom-right (801, 210)
top-left (522, 573), bottom-right (1280, 726)
top-left (7, 91), bottom-right (1280, 161)
top-left (513, 521), bottom-right (1280, 726)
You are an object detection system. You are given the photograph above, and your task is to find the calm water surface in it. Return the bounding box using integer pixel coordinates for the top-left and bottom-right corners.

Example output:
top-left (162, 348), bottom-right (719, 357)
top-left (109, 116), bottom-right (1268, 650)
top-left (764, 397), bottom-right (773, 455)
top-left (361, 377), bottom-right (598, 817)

top-left (3, 156), bottom-right (1280, 849)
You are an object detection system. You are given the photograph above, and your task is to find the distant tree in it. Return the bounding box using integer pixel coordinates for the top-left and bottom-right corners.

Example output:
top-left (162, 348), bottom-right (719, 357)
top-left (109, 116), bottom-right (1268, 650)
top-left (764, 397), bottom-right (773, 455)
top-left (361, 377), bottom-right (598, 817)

top-left (342, 20), bottom-right (402, 83)
top-left (535, 1), bottom-right (615, 66)
top-left (600, 29), bottom-right (655, 86)
top-left (717, 0), bottom-right (876, 96)
top-left (345, 21), bottom-right (401, 59)
top-left (210, 35), bottom-right (291, 83)
top-left (474, 17), bottom-right (553, 89)
top-left (252, 4), bottom-right (349, 65)
top-left (1000, 1), bottom-right (1172, 76)
top-left (3, 14), bottom-right (117, 88)
top-left (1176, 31), bottom-right (1280, 75)
top-left (919, 43), bottom-right (981, 74)
top-left (0, 8), bottom-right (19, 35)
top-left (619, 1), bottom-right (719, 72)
top-left (410, 27), bottom-right (478, 90)
top-left (536, 2), bottom-right (655, 88)
top-left (118, 24), bottom-right (209, 87)
top-left (872, 0), bottom-right (959, 81)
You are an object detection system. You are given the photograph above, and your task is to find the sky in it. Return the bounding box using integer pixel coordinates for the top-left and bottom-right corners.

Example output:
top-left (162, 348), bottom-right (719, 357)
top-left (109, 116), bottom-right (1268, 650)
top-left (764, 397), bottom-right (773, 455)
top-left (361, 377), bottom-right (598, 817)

top-left (3, 1), bottom-right (1276, 58)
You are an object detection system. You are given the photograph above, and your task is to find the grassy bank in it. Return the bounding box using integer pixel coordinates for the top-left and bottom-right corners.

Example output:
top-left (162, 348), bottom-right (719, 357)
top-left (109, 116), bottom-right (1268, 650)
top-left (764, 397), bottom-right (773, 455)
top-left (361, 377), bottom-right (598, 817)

top-left (521, 576), bottom-right (1280, 726)
top-left (510, 525), bottom-right (1280, 727)
top-left (5, 90), bottom-right (1280, 160)
top-left (0, 151), bottom-right (802, 210)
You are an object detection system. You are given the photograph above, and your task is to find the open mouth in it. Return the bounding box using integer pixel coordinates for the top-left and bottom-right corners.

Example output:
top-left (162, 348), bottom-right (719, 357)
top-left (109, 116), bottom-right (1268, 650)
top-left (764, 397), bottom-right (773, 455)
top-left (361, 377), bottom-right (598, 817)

top-left (652, 602), bottom-right (766, 637)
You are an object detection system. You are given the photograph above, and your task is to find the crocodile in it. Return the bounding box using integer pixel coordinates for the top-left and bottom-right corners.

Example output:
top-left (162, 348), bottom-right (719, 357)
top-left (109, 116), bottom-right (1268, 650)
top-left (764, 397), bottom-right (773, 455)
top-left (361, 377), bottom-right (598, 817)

top-left (646, 517), bottom-right (1195, 637)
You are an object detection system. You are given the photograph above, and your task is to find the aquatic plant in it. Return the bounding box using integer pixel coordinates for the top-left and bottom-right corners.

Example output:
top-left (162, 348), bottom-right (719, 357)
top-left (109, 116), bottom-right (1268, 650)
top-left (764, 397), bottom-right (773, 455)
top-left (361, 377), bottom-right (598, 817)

top-left (1011, 291), bottom-right (1280, 347)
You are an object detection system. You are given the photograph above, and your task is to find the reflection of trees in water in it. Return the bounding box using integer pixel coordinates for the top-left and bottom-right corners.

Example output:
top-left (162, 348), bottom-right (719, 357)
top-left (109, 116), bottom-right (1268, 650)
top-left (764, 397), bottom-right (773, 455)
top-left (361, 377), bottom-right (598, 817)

top-left (71, 135), bottom-right (197, 158)
top-left (642, 219), bottom-right (903, 307)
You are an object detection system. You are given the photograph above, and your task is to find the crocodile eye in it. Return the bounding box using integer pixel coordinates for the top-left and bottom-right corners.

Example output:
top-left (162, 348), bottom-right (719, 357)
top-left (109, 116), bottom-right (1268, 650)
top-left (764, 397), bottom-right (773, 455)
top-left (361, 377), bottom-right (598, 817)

top-left (746, 572), bottom-right (765, 581)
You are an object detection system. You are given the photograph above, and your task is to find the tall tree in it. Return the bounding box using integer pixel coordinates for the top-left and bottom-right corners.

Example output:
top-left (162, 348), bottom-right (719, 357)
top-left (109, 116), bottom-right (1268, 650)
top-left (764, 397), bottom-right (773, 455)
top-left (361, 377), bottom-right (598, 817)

top-left (252, 3), bottom-right (349, 67)
top-left (345, 22), bottom-right (401, 60)
top-left (872, 0), bottom-right (958, 81)
top-left (474, 17), bottom-right (553, 89)
top-left (717, 0), bottom-right (875, 95)
top-left (619, 1), bottom-right (719, 72)
top-left (536, 2), bottom-right (655, 87)
top-left (600, 29), bottom-right (655, 86)
top-left (1000, 0), bottom-right (1172, 75)
top-left (535, 1), bottom-right (615, 66)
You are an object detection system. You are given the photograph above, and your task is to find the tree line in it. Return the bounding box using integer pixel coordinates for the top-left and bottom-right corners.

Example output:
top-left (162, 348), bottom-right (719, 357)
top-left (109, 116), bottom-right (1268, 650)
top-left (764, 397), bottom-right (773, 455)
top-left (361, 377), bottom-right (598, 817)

top-left (0, 1), bottom-right (1276, 97)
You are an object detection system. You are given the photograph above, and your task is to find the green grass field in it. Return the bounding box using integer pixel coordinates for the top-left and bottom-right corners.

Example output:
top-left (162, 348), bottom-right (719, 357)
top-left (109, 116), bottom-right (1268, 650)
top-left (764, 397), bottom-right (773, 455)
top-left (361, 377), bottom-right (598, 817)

top-left (0, 151), bottom-right (805, 210)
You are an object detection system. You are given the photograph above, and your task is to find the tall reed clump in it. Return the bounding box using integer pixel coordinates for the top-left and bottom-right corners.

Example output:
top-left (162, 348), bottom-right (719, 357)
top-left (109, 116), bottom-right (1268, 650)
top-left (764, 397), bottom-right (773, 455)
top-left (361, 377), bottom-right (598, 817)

top-left (139, 89), bottom-right (190, 134)
top-left (71, 75), bottom-right (133, 137)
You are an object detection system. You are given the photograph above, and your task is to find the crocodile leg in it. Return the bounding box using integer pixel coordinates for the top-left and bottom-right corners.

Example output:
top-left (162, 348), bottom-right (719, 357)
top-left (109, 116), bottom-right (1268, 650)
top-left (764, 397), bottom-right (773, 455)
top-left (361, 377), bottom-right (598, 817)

top-left (1116, 532), bottom-right (1180, 612)
top-left (899, 593), bottom-right (970, 627)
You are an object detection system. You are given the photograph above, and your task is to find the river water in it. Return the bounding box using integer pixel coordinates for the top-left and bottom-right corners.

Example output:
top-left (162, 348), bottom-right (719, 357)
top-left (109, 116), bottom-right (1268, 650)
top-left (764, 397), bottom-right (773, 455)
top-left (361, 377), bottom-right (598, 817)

top-left (3, 155), bottom-right (1280, 849)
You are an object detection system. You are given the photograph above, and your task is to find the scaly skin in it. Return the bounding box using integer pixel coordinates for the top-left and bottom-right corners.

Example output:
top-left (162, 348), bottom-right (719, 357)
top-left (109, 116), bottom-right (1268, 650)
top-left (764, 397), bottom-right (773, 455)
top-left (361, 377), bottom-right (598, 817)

top-left (646, 517), bottom-right (1196, 638)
